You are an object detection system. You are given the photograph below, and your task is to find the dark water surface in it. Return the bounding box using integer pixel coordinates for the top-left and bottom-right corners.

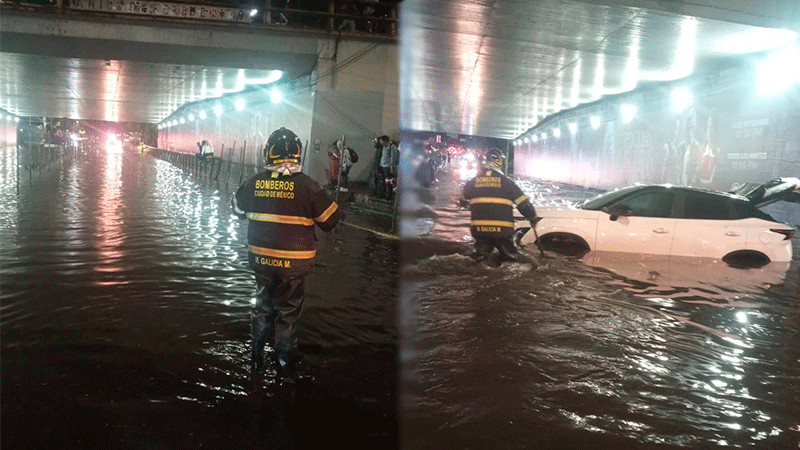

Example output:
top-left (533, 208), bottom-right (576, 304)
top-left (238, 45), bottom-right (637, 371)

top-left (1, 147), bottom-right (397, 448)
top-left (400, 162), bottom-right (800, 448)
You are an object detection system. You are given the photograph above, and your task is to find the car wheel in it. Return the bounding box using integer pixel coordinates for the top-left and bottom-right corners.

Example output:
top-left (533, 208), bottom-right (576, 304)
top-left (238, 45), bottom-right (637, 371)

top-left (537, 233), bottom-right (590, 257)
top-left (722, 250), bottom-right (770, 268)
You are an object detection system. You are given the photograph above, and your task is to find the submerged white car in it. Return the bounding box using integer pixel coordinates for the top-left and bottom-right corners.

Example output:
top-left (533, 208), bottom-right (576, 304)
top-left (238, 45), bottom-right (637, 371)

top-left (515, 178), bottom-right (799, 264)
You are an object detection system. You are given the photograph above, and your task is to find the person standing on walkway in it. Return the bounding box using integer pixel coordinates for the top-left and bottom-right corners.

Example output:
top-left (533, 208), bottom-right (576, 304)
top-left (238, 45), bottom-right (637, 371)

top-left (232, 127), bottom-right (340, 384)
top-left (378, 135), bottom-right (398, 199)
top-left (462, 148), bottom-right (538, 263)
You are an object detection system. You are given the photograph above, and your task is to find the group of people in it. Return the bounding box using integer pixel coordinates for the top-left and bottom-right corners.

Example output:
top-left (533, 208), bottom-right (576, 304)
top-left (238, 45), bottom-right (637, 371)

top-left (325, 134), bottom-right (398, 200)
top-left (327, 139), bottom-right (358, 193)
top-left (195, 140), bottom-right (213, 161)
top-left (232, 127), bottom-right (534, 388)
top-left (414, 147), bottom-right (450, 189)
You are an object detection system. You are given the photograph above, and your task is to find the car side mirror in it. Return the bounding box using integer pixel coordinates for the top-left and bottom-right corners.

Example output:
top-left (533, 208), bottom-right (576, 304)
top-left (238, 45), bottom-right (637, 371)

top-left (604, 204), bottom-right (633, 221)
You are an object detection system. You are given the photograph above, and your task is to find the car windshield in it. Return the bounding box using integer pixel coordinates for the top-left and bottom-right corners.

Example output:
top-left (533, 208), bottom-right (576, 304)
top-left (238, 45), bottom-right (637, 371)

top-left (580, 185), bottom-right (641, 210)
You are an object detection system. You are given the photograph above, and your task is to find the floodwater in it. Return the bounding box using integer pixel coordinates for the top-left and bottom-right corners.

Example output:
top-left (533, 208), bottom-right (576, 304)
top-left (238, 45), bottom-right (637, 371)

top-left (400, 160), bottom-right (800, 448)
top-left (0, 146), bottom-right (397, 448)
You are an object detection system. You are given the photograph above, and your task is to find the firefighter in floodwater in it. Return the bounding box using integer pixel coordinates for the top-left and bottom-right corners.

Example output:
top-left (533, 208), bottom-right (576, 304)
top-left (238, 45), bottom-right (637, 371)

top-left (232, 127), bottom-right (340, 384)
top-left (462, 148), bottom-right (539, 263)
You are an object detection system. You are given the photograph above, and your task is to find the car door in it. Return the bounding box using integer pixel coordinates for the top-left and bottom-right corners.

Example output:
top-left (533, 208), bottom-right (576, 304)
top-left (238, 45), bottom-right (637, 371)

top-left (595, 189), bottom-right (677, 255)
top-left (671, 191), bottom-right (747, 259)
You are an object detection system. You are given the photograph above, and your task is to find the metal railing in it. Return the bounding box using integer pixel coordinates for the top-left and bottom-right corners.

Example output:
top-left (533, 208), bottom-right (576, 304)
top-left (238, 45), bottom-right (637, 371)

top-left (0, 0), bottom-right (398, 37)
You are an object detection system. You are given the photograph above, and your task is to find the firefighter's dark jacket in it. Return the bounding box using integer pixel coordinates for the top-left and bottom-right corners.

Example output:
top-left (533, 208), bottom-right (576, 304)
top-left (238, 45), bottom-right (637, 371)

top-left (463, 168), bottom-right (536, 238)
top-left (233, 170), bottom-right (340, 278)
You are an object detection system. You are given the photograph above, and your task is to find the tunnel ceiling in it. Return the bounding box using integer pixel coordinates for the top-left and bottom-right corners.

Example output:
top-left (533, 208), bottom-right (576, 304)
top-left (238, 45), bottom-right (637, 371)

top-left (400, 0), bottom-right (800, 139)
top-left (0, 52), bottom-right (283, 124)
top-left (0, 9), bottom-right (319, 125)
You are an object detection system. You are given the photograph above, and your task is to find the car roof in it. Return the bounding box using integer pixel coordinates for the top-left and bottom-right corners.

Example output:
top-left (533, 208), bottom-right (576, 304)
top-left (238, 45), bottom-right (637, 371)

top-left (621, 183), bottom-right (749, 201)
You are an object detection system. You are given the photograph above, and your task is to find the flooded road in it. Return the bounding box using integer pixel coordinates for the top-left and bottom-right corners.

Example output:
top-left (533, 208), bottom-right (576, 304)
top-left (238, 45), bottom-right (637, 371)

top-left (400, 161), bottom-right (800, 448)
top-left (1, 147), bottom-right (397, 448)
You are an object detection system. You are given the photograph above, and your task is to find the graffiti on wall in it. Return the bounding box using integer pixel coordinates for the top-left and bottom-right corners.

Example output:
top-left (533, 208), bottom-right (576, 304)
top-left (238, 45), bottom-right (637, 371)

top-left (68, 0), bottom-right (252, 23)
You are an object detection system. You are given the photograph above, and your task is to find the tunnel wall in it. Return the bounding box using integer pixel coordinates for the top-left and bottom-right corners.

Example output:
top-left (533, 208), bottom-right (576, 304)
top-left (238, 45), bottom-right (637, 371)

top-left (157, 88), bottom-right (316, 183)
top-left (157, 40), bottom-right (398, 187)
top-left (514, 59), bottom-right (800, 225)
top-left (515, 62), bottom-right (800, 192)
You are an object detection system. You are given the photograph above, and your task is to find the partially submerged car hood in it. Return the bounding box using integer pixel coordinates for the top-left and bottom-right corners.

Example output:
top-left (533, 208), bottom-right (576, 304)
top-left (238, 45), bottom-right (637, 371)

top-left (733, 177), bottom-right (800, 207)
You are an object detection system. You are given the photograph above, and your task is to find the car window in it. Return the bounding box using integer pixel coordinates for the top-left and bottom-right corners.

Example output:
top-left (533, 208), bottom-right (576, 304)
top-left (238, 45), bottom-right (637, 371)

top-left (581, 185), bottom-right (640, 210)
top-left (616, 191), bottom-right (675, 218)
top-left (683, 193), bottom-right (731, 220)
top-left (731, 199), bottom-right (776, 221)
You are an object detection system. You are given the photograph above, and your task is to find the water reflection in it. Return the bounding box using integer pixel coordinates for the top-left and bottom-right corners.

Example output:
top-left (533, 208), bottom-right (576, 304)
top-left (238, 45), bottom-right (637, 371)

top-left (581, 251), bottom-right (790, 303)
top-left (401, 166), bottom-right (800, 448)
top-left (2, 148), bottom-right (397, 448)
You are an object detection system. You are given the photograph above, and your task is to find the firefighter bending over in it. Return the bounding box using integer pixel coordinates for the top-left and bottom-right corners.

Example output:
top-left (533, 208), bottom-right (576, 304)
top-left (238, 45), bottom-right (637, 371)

top-left (462, 148), bottom-right (538, 262)
top-left (232, 127), bottom-right (340, 384)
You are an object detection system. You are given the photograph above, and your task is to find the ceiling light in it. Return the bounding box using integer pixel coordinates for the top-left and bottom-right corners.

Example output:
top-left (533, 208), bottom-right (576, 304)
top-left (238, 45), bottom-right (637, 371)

top-left (214, 104), bottom-right (223, 116)
top-left (235, 97), bottom-right (246, 111)
top-left (670, 87), bottom-right (693, 112)
top-left (568, 123), bottom-right (578, 135)
top-left (269, 88), bottom-right (283, 104)
top-left (620, 104), bottom-right (637, 124)
top-left (199, 110), bottom-right (207, 120)
top-left (553, 128), bottom-right (561, 138)
top-left (590, 115), bottom-right (601, 130)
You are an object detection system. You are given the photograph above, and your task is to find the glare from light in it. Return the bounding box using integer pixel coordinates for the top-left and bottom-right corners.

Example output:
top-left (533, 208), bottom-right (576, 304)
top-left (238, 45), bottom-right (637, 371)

top-left (70, 134), bottom-right (79, 143)
top-left (269, 87), bottom-right (283, 104)
top-left (235, 97), bottom-right (246, 111)
top-left (715, 28), bottom-right (797, 54)
top-left (5, 115), bottom-right (10, 121)
top-left (249, 8), bottom-right (257, 17)
top-left (106, 137), bottom-right (123, 153)
top-left (641, 17), bottom-right (697, 82)
top-left (736, 311), bottom-right (748, 323)
top-left (590, 115), bottom-right (601, 130)
top-left (188, 113), bottom-right (196, 121)
top-left (199, 110), bottom-right (207, 120)
top-left (540, 132), bottom-right (547, 140)
top-left (532, 135), bottom-right (538, 143)
top-left (671, 87), bottom-right (693, 112)
top-left (568, 123), bottom-right (578, 135)
top-left (214, 103), bottom-right (223, 116)
top-left (620, 103), bottom-right (637, 123)
top-left (179, 117), bottom-right (186, 124)
top-left (553, 128), bottom-right (561, 138)
top-left (14, 117), bottom-right (19, 122)
top-left (523, 137), bottom-right (529, 143)
top-left (756, 45), bottom-right (800, 97)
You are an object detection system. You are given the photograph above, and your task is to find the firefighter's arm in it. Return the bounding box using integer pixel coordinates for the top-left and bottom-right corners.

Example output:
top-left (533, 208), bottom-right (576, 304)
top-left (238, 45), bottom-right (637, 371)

top-left (511, 184), bottom-right (538, 222)
top-left (310, 184), bottom-right (341, 231)
top-left (231, 186), bottom-right (248, 220)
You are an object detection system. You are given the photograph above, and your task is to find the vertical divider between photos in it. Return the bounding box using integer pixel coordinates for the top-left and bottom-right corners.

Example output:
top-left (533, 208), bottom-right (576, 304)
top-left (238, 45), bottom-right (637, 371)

top-left (238, 141), bottom-right (247, 186)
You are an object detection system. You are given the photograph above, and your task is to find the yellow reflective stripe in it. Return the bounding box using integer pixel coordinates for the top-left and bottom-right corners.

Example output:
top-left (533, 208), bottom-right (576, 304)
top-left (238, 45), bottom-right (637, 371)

top-left (470, 197), bottom-right (513, 206)
top-left (471, 220), bottom-right (515, 227)
top-left (249, 245), bottom-right (316, 259)
top-left (315, 202), bottom-right (338, 222)
top-left (514, 195), bottom-right (529, 205)
top-left (246, 213), bottom-right (314, 226)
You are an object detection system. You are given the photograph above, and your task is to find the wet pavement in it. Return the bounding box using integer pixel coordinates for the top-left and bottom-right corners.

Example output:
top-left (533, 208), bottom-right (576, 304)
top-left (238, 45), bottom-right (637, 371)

top-left (1, 147), bottom-right (398, 448)
top-left (399, 159), bottom-right (800, 448)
